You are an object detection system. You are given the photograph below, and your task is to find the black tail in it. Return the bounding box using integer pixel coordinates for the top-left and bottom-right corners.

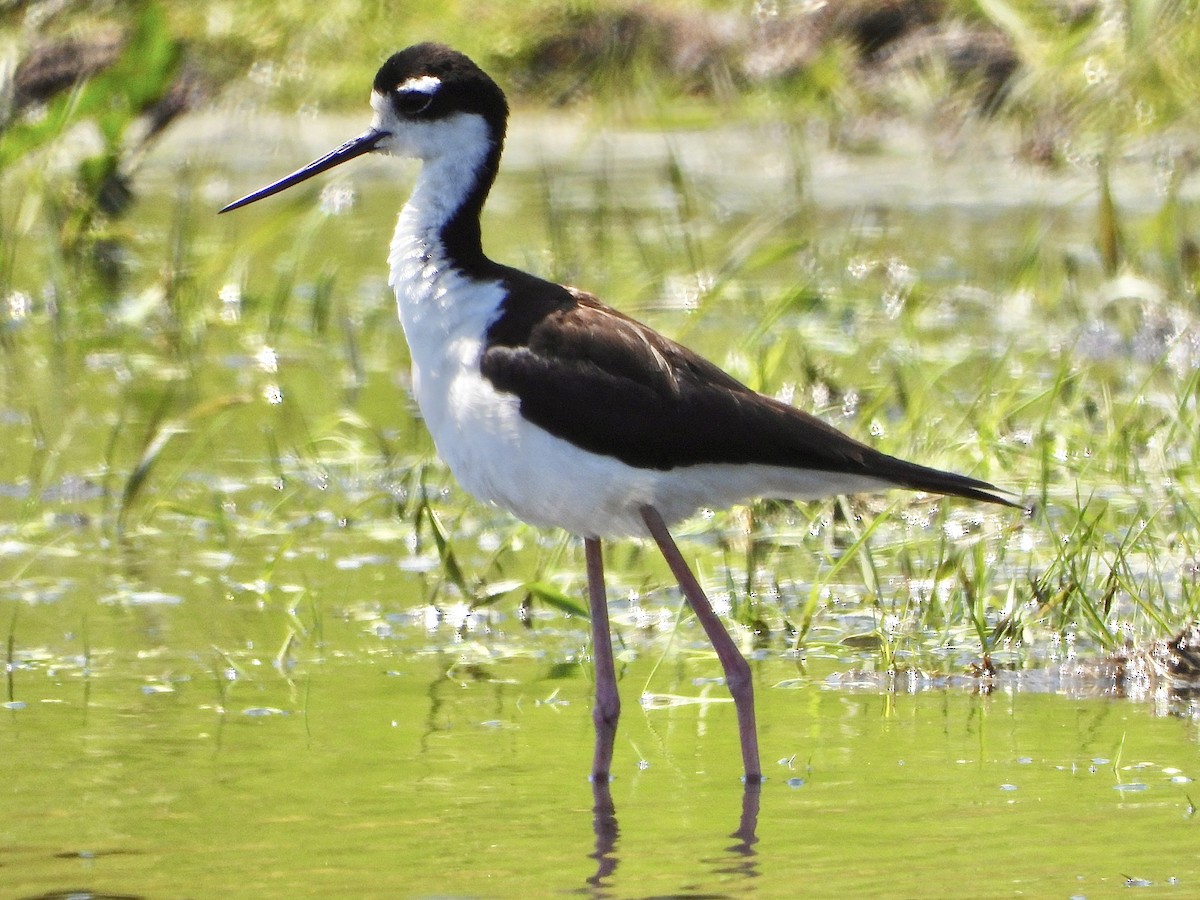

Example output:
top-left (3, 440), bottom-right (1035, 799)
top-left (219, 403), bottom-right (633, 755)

top-left (874, 452), bottom-right (1019, 508)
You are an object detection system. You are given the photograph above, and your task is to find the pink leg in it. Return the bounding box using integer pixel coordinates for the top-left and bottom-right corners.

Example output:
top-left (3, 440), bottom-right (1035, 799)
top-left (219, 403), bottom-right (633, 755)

top-left (640, 506), bottom-right (762, 783)
top-left (586, 537), bottom-right (620, 782)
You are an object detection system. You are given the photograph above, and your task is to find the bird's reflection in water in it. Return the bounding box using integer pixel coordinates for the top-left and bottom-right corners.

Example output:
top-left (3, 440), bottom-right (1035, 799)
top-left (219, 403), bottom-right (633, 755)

top-left (716, 781), bottom-right (761, 880)
top-left (584, 779), bottom-right (761, 894)
top-left (586, 778), bottom-right (619, 891)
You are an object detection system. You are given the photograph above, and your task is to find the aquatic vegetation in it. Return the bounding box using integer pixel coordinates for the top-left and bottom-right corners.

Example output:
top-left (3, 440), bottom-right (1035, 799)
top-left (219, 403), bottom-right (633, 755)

top-left (1, 0), bottom-right (1198, 680)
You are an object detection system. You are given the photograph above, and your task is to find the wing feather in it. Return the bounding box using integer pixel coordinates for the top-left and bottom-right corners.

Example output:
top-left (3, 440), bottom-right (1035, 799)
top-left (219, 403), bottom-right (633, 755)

top-left (480, 273), bottom-right (1012, 506)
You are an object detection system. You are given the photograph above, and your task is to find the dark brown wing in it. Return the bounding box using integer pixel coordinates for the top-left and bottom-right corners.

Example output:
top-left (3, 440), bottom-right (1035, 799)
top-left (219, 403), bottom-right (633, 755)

top-left (480, 270), bottom-right (1013, 506)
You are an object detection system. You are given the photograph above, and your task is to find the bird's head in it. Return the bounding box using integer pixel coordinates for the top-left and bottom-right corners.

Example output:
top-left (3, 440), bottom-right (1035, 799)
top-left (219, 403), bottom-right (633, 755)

top-left (220, 43), bottom-right (507, 214)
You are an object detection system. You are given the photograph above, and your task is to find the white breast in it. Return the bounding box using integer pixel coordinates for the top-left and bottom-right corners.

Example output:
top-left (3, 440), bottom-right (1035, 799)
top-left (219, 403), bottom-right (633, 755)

top-left (388, 224), bottom-right (635, 537)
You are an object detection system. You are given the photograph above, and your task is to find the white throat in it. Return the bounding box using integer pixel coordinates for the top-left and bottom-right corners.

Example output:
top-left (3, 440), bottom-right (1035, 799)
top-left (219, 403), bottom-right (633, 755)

top-left (385, 111), bottom-right (502, 341)
top-left (385, 112), bottom-right (494, 278)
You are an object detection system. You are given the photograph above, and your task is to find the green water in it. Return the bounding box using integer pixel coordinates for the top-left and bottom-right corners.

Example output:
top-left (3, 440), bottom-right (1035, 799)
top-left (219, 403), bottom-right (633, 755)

top-left (3, 112), bottom-right (1200, 896)
top-left (4, 651), bottom-right (1198, 897)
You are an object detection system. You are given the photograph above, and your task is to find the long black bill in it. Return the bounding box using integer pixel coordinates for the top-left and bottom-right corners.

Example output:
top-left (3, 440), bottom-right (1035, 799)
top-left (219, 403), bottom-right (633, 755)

top-left (219, 128), bottom-right (390, 214)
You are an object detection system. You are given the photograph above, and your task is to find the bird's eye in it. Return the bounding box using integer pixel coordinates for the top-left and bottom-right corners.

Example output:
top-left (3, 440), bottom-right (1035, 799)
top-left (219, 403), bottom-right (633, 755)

top-left (396, 89), bottom-right (435, 116)
top-left (393, 75), bottom-right (441, 116)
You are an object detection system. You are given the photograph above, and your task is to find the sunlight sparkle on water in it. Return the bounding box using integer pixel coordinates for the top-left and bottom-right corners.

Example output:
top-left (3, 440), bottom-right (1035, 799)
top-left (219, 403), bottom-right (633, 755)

top-left (6, 290), bottom-right (31, 321)
top-left (320, 184), bottom-right (357, 215)
top-left (218, 283), bottom-right (241, 322)
top-left (255, 345), bottom-right (278, 373)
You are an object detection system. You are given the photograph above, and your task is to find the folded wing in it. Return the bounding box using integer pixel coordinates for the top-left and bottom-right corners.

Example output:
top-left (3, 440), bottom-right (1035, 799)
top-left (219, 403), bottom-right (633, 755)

top-left (480, 274), bottom-right (1014, 507)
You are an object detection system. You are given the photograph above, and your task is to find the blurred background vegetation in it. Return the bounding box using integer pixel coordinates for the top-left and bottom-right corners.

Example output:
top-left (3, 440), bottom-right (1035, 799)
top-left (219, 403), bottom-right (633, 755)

top-left (3, 0), bottom-right (1198, 265)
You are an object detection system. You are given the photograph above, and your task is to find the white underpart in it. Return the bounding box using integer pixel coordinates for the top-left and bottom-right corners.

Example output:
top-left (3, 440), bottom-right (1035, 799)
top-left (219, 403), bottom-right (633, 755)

top-left (378, 97), bottom-right (893, 539)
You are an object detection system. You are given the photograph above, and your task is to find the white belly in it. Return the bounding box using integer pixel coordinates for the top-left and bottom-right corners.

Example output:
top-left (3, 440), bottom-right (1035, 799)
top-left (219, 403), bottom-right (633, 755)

top-left (417, 359), bottom-right (891, 538)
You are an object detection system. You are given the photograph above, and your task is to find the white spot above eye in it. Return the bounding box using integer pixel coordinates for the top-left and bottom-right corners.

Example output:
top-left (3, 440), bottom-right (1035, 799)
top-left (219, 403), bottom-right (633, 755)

top-left (397, 75), bottom-right (441, 95)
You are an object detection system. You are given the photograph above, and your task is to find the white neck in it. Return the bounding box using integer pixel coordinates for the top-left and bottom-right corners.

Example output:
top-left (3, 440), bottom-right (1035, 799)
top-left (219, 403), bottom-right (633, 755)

top-left (387, 113), bottom-right (501, 337)
top-left (395, 153), bottom-right (479, 240)
top-left (386, 113), bottom-right (495, 278)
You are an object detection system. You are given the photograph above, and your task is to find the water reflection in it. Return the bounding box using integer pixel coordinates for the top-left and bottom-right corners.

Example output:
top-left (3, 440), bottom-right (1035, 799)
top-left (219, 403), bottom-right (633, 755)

top-left (587, 779), bottom-right (618, 892)
top-left (584, 779), bottom-right (761, 895)
top-left (725, 782), bottom-right (761, 877)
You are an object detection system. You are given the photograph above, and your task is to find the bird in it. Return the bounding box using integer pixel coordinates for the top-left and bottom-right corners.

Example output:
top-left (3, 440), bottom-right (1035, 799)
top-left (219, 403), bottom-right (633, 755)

top-left (221, 42), bottom-right (1015, 784)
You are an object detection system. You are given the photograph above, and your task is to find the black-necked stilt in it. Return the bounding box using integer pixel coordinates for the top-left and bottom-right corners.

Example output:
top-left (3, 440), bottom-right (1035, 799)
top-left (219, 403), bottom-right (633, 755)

top-left (222, 42), bottom-right (1015, 784)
